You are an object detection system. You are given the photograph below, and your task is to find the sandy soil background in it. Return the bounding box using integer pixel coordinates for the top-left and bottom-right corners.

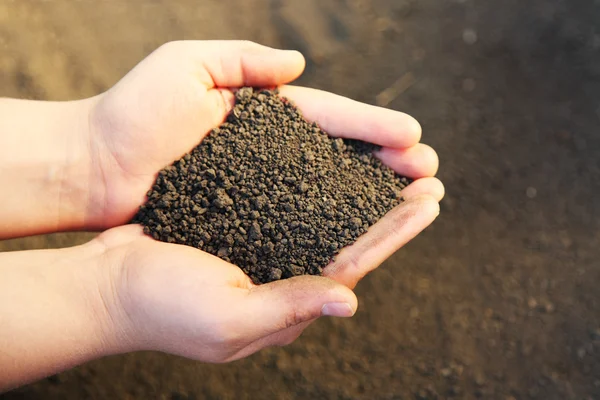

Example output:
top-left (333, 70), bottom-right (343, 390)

top-left (1, 0), bottom-right (599, 399)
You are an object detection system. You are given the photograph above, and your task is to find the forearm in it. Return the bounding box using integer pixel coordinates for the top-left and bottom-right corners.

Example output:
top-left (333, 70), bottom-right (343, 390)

top-left (0, 242), bottom-right (122, 391)
top-left (0, 98), bottom-right (94, 238)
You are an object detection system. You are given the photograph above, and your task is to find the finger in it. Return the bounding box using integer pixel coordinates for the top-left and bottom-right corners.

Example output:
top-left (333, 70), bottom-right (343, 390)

top-left (238, 275), bottom-right (357, 339)
top-left (278, 85), bottom-right (421, 148)
top-left (324, 195), bottom-right (440, 289)
top-left (376, 144), bottom-right (439, 178)
top-left (159, 40), bottom-right (306, 88)
top-left (399, 177), bottom-right (445, 202)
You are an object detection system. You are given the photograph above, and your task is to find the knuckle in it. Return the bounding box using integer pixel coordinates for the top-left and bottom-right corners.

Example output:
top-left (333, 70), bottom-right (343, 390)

top-left (341, 253), bottom-right (365, 283)
top-left (284, 306), bottom-right (314, 329)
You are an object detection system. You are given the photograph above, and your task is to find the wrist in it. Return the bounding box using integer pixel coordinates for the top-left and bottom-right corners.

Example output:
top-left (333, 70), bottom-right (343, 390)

top-left (82, 236), bottom-right (139, 357)
top-left (61, 96), bottom-right (108, 230)
top-left (0, 97), bottom-right (96, 237)
top-left (0, 241), bottom-right (132, 389)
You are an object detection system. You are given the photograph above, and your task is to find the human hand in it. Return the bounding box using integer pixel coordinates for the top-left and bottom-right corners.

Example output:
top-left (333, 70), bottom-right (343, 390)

top-left (92, 190), bottom-right (437, 362)
top-left (93, 224), bottom-right (357, 362)
top-left (0, 222), bottom-right (354, 390)
top-left (84, 40), bottom-right (443, 230)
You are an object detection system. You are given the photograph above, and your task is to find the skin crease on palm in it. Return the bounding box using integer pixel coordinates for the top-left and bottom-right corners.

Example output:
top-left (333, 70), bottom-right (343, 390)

top-left (0, 41), bottom-right (444, 390)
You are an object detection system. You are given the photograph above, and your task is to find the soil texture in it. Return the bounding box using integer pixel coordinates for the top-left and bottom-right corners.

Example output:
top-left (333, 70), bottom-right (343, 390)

top-left (133, 87), bottom-right (409, 284)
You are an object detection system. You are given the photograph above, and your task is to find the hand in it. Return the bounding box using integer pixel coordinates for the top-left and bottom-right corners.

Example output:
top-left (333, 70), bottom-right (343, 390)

top-left (85, 40), bottom-right (443, 229)
top-left (92, 191), bottom-right (437, 362)
top-left (93, 225), bottom-right (354, 362)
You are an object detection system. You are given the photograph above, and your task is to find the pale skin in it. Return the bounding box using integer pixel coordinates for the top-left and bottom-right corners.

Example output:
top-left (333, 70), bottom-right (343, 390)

top-left (0, 41), bottom-right (444, 391)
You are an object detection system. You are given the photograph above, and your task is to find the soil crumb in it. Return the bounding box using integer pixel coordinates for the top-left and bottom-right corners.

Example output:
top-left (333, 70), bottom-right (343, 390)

top-left (133, 87), bottom-right (411, 284)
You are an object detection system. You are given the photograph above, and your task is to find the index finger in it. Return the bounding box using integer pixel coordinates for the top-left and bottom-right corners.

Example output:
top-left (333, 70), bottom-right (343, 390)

top-left (278, 85), bottom-right (422, 148)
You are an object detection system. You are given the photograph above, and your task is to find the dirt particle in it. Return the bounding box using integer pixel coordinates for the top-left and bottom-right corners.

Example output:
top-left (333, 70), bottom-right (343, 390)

top-left (527, 298), bottom-right (538, 309)
top-left (218, 247), bottom-right (232, 257)
top-left (212, 189), bottom-right (233, 208)
top-left (248, 222), bottom-right (263, 242)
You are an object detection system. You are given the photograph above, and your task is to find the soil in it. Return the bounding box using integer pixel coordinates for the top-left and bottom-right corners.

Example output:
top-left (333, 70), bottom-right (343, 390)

top-left (1, 0), bottom-right (600, 399)
top-left (133, 87), bottom-right (409, 284)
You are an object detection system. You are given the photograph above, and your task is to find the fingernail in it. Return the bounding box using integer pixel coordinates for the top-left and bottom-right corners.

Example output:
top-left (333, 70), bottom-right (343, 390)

top-left (321, 302), bottom-right (354, 318)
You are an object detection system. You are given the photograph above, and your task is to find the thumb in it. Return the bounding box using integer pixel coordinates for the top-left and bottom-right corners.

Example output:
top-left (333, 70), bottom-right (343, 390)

top-left (240, 275), bottom-right (358, 337)
top-left (198, 41), bottom-right (306, 88)
top-left (153, 40), bottom-right (305, 88)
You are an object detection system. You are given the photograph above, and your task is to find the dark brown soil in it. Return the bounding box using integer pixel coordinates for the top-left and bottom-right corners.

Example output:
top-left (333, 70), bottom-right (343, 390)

top-left (133, 87), bottom-right (409, 284)
top-left (1, 1), bottom-right (600, 399)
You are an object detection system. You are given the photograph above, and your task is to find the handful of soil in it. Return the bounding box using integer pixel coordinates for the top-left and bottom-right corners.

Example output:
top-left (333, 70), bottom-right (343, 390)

top-left (133, 88), bottom-right (411, 284)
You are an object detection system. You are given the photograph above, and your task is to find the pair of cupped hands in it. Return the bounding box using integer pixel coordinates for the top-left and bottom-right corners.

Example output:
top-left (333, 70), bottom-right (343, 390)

top-left (52, 41), bottom-right (444, 363)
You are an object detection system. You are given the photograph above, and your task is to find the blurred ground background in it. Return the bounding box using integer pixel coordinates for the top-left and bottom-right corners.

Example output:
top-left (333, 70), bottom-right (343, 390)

top-left (1, 0), bottom-right (600, 399)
